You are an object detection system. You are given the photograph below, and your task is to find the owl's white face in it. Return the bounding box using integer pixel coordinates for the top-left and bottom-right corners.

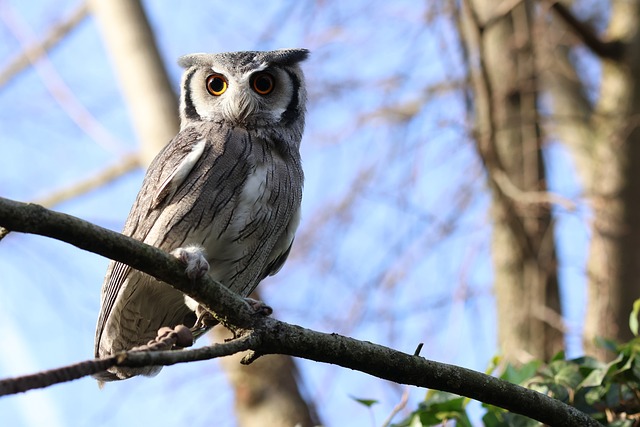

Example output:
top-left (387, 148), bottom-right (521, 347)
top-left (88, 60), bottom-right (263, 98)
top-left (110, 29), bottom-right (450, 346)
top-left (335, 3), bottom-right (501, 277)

top-left (178, 50), bottom-right (307, 130)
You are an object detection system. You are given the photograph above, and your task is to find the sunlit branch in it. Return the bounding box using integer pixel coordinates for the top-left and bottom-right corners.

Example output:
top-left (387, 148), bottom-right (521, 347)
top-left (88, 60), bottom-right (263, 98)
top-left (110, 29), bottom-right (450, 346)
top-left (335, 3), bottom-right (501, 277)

top-left (0, 334), bottom-right (256, 396)
top-left (0, 196), bottom-right (601, 426)
top-left (32, 154), bottom-right (140, 208)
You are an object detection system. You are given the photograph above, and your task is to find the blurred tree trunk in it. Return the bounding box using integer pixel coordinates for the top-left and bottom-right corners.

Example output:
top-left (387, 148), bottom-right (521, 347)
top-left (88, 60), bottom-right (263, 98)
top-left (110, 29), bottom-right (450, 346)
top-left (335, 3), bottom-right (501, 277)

top-left (89, 0), bottom-right (178, 165)
top-left (460, 0), bottom-right (563, 363)
top-left (582, 0), bottom-right (640, 358)
top-left (215, 325), bottom-right (320, 427)
top-left (90, 0), bottom-right (319, 423)
top-left (540, 1), bottom-right (640, 359)
top-left (581, 0), bottom-right (640, 359)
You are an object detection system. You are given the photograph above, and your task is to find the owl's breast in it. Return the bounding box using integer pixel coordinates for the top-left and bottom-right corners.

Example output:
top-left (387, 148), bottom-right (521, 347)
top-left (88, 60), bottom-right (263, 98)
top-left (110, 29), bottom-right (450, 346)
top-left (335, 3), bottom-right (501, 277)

top-left (200, 162), bottom-right (280, 292)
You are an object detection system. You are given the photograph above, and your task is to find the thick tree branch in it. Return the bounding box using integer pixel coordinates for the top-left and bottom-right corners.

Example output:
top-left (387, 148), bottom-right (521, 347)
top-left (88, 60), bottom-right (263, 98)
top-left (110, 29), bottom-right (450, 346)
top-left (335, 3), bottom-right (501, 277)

top-left (0, 197), bottom-right (601, 426)
top-left (544, 0), bottom-right (624, 61)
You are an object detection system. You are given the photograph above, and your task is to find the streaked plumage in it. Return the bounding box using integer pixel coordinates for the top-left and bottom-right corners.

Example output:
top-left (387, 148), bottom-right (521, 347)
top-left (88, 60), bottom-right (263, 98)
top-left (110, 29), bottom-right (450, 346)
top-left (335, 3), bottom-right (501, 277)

top-left (94, 49), bottom-right (308, 381)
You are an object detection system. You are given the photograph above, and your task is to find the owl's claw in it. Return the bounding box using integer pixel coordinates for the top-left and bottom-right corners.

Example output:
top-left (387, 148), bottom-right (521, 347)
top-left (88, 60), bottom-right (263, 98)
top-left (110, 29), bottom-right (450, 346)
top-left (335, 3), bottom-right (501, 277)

top-left (190, 304), bottom-right (218, 333)
top-left (244, 297), bottom-right (273, 316)
top-left (171, 245), bottom-right (209, 280)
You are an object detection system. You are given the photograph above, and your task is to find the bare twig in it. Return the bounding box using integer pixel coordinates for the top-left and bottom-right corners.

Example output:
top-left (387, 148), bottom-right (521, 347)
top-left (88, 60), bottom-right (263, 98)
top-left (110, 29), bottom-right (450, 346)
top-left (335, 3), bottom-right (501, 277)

top-left (482, 0), bottom-right (524, 30)
top-left (0, 332), bottom-right (256, 396)
top-left (492, 169), bottom-right (577, 211)
top-left (32, 153), bottom-right (140, 208)
top-left (0, 3), bottom-right (126, 153)
top-left (0, 154), bottom-right (139, 242)
top-left (0, 2), bottom-right (89, 88)
top-left (542, 0), bottom-right (624, 61)
top-left (0, 197), bottom-right (602, 427)
top-left (381, 388), bottom-right (410, 427)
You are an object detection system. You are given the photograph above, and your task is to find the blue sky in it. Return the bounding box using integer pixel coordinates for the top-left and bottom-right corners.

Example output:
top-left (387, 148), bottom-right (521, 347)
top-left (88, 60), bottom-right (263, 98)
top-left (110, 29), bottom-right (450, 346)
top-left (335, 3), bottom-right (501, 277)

top-left (0, 1), bottom-right (591, 426)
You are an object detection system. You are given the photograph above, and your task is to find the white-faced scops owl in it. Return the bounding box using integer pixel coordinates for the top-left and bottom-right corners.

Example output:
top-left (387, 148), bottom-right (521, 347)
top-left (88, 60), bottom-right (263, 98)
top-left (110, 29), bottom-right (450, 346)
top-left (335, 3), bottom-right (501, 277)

top-left (94, 49), bottom-right (309, 381)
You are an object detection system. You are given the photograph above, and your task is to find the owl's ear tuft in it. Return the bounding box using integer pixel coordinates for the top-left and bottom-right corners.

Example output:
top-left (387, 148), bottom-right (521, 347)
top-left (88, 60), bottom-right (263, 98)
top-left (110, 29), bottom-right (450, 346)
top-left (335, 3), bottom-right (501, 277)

top-left (265, 49), bottom-right (310, 66)
top-left (178, 53), bottom-right (210, 69)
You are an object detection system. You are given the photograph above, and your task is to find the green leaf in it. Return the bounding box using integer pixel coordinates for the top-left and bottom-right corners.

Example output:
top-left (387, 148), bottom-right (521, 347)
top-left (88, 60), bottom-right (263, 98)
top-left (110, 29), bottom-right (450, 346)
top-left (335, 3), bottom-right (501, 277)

top-left (481, 410), bottom-right (503, 427)
top-left (349, 395), bottom-right (378, 408)
top-left (550, 361), bottom-right (583, 389)
top-left (630, 299), bottom-right (640, 336)
top-left (551, 350), bottom-right (566, 362)
top-left (501, 413), bottom-right (542, 427)
top-left (486, 355), bottom-right (502, 375)
top-left (501, 360), bottom-right (541, 385)
top-left (595, 336), bottom-right (619, 353)
top-left (583, 384), bottom-right (608, 406)
top-left (579, 367), bottom-right (607, 388)
top-left (632, 353), bottom-right (640, 379)
top-left (408, 392), bottom-right (472, 427)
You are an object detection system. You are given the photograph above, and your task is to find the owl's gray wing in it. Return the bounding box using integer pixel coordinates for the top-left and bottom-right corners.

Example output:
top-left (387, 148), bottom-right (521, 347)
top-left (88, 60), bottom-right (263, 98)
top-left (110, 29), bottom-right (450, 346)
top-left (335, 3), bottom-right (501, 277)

top-left (94, 126), bottom-right (211, 356)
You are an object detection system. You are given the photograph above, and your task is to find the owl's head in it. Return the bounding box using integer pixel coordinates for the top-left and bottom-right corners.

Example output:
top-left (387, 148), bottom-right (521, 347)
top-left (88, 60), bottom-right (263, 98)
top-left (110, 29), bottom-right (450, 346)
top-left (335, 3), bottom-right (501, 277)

top-left (177, 49), bottom-right (309, 131)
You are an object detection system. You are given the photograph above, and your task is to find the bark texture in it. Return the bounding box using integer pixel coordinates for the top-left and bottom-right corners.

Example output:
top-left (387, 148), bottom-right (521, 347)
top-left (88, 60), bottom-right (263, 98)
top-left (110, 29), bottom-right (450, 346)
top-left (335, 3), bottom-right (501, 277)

top-left (540, 1), bottom-right (640, 359)
top-left (89, 0), bottom-right (178, 165)
top-left (581, 1), bottom-right (640, 357)
top-left (460, 0), bottom-right (563, 363)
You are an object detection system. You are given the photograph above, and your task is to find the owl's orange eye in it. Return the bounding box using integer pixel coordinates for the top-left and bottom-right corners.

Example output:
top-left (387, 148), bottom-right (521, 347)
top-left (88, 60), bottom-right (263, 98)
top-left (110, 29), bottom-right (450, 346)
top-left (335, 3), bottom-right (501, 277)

top-left (251, 72), bottom-right (275, 95)
top-left (206, 74), bottom-right (228, 96)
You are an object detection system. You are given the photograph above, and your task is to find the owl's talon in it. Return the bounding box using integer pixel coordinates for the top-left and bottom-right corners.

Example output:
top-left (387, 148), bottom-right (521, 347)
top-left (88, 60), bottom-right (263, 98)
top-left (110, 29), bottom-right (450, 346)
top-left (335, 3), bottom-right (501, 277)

top-left (244, 297), bottom-right (273, 316)
top-left (190, 304), bottom-right (218, 332)
top-left (171, 245), bottom-right (209, 280)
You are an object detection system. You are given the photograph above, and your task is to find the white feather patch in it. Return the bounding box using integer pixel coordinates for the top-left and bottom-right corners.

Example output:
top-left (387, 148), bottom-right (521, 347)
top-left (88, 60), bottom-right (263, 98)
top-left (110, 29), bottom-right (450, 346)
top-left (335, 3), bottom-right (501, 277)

top-left (153, 138), bottom-right (207, 206)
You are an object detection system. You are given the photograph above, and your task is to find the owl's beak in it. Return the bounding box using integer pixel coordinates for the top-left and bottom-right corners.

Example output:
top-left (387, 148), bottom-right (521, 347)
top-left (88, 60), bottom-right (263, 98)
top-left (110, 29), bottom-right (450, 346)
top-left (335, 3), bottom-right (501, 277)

top-left (225, 92), bottom-right (256, 124)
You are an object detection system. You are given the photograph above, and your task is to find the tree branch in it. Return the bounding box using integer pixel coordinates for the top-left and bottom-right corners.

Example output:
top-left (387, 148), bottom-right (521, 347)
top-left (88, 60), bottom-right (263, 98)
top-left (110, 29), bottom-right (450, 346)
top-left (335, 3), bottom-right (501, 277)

top-left (0, 333), bottom-right (257, 396)
top-left (0, 197), bottom-right (602, 426)
top-left (544, 0), bottom-right (624, 61)
top-left (32, 154), bottom-right (140, 208)
top-left (0, 2), bottom-right (89, 88)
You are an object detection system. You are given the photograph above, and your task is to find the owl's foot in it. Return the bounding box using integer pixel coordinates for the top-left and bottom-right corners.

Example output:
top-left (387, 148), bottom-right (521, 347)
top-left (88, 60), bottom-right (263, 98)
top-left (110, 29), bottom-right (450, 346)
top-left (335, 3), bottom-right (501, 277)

top-left (171, 245), bottom-right (209, 280)
top-left (190, 304), bottom-right (219, 333)
top-left (133, 325), bottom-right (194, 352)
top-left (244, 297), bottom-right (273, 316)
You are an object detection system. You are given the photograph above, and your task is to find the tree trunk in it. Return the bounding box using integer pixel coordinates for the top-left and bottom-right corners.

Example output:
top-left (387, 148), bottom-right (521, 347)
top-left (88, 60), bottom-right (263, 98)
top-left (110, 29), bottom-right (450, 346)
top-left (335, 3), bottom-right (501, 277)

top-left (89, 0), bottom-right (179, 165)
top-left (460, 0), bottom-right (563, 363)
top-left (581, 1), bottom-right (640, 358)
top-left (215, 324), bottom-right (319, 427)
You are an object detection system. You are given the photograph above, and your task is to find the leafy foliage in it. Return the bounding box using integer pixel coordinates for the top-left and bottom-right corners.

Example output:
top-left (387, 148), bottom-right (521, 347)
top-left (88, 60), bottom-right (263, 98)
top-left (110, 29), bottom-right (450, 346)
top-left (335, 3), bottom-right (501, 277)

top-left (388, 303), bottom-right (640, 426)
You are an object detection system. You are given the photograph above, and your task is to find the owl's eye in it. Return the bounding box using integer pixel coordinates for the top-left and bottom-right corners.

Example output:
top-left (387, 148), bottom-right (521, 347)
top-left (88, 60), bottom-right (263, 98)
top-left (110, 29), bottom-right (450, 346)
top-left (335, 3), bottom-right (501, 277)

top-left (251, 73), bottom-right (275, 95)
top-left (206, 74), bottom-right (228, 96)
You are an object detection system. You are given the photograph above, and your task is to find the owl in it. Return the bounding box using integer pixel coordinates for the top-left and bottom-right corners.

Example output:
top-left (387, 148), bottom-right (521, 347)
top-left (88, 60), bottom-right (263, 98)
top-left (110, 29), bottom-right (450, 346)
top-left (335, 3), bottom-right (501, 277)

top-left (94, 48), bottom-right (309, 381)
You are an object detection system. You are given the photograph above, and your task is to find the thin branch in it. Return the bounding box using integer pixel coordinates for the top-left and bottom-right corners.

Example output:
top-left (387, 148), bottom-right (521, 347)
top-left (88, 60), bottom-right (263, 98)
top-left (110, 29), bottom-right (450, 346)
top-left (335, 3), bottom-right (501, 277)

top-left (0, 197), bottom-right (602, 427)
top-left (32, 153), bottom-right (140, 208)
top-left (0, 333), bottom-right (256, 396)
top-left (0, 2), bottom-right (89, 88)
top-left (483, 0), bottom-right (525, 30)
top-left (543, 0), bottom-right (624, 61)
top-left (0, 153), bottom-right (139, 241)
top-left (493, 169), bottom-right (577, 211)
top-left (0, 3), bottom-right (127, 154)
top-left (381, 387), bottom-right (410, 427)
